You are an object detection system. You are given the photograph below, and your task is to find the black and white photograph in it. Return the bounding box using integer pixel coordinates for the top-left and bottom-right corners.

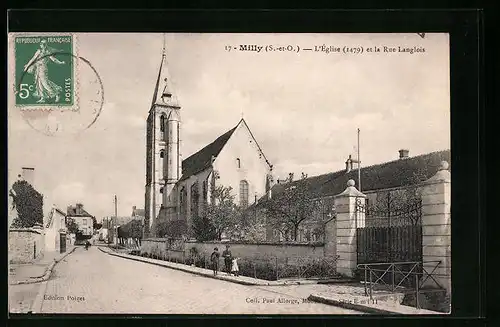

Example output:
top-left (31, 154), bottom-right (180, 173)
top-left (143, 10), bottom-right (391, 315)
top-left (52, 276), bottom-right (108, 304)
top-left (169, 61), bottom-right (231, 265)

top-left (8, 32), bottom-right (451, 315)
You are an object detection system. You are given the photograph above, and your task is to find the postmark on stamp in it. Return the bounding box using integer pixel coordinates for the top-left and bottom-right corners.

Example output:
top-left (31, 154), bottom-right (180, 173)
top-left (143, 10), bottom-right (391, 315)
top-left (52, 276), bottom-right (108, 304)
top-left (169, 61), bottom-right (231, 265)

top-left (14, 34), bottom-right (77, 109)
top-left (9, 33), bottom-right (104, 136)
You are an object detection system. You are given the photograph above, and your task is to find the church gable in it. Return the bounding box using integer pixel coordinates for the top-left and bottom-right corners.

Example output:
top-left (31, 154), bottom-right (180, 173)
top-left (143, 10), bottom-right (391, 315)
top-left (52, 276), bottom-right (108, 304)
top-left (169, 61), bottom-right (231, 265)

top-left (212, 119), bottom-right (272, 206)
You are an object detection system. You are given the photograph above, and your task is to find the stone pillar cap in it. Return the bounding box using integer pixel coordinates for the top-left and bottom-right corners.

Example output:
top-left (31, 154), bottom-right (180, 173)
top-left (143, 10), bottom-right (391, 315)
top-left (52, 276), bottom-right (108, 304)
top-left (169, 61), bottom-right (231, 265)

top-left (425, 160), bottom-right (451, 183)
top-left (335, 179), bottom-right (366, 198)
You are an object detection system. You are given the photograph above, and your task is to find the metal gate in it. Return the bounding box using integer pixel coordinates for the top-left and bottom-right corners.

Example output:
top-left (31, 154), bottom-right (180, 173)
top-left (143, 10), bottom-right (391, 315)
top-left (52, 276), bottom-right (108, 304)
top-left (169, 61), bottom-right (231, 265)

top-left (355, 194), bottom-right (423, 287)
top-left (356, 195), bottom-right (423, 264)
top-left (60, 233), bottom-right (67, 253)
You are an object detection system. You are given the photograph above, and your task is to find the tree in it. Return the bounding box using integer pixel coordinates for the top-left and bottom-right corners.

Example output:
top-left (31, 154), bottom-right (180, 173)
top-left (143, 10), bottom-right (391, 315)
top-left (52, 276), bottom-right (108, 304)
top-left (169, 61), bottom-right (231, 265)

top-left (92, 216), bottom-right (102, 231)
top-left (66, 217), bottom-right (80, 234)
top-left (122, 219), bottom-right (143, 247)
top-left (309, 197), bottom-right (336, 241)
top-left (191, 213), bottom-right (217, 241)
top-left (10, 180), bottom-right (44, 228)
top-left (117, 225), bottom-right (129, 245)
top-left (202, 185), bottom-right (241, 241)
top-left (263, 177), bottom-right (319, 241)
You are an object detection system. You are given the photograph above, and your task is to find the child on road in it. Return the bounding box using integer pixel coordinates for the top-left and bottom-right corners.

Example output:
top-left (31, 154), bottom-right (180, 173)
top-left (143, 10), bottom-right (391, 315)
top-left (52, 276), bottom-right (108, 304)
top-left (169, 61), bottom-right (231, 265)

top-left (231, 257), bottom-right (239, 277)
top-left (210, 247), bottom-right (220, 276)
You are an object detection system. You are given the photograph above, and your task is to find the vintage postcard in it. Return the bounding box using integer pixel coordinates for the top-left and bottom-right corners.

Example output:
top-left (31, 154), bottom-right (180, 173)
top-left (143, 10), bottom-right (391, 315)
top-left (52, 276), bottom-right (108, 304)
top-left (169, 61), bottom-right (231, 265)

top-left (8, 33), bottom-right (451, 315)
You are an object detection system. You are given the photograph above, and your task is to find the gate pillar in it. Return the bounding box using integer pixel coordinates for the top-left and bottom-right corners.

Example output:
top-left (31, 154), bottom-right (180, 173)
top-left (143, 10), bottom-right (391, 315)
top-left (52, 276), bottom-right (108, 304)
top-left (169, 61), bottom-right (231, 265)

top-left (421, 161), bottom-right (451, 298)
top-left (334, 179), bottom-right (366, 277)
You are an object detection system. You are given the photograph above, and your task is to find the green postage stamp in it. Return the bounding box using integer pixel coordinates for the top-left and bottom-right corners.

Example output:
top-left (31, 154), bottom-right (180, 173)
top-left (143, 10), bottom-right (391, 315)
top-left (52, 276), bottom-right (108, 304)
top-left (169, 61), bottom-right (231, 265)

top-left (13, 34), bottom-right (77, 108)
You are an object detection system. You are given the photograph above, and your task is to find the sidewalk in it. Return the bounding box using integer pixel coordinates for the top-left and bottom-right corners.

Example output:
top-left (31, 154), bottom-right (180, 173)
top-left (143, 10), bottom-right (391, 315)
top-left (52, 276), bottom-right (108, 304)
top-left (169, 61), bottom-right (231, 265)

top-left (9, 246), bottom-right (76, 285)
top-left (308, 292), bottom-right (446, 315)
top-left (99, 246), bottom-right (290, 286)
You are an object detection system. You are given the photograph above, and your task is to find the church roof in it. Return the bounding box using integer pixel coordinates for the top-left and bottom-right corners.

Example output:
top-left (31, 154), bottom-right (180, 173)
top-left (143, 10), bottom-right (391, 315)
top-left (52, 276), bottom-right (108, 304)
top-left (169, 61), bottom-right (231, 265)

top-left (179, 118), bottom-right (272, 182)
top-left (180, 125), bottom-right (237, 181)
top-left (132, 208), bottom-right (145, 217)
top-left (256, 149), bottom-right (451, 205)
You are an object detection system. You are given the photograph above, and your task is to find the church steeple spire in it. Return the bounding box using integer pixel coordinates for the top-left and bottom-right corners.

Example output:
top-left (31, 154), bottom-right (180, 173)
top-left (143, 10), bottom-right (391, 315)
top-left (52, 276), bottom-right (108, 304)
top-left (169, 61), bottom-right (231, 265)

top-left (151, 35), bottom-right (180, 109)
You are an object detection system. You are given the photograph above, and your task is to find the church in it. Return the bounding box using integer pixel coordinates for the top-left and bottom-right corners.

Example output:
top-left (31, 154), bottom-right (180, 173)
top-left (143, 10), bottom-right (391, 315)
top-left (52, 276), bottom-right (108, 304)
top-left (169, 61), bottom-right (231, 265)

top-left (144, 48), bottom-right (274, 238)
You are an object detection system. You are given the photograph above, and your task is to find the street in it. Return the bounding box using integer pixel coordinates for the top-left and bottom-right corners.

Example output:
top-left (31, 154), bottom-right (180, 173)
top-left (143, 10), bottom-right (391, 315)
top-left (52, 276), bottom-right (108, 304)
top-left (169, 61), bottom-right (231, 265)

top-left (37, 246), bottom-right (363, 314)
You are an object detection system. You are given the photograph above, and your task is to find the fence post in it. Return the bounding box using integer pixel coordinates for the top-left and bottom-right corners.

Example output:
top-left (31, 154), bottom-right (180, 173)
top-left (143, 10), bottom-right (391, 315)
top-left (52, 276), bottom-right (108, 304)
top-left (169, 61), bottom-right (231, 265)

top-left (415, 273), bottom-right (420, 309)
top-left (369, 270), bottom-right (373, 300)
top-left (420, 161), bottom-right (451, 300)
top-left (334, 180), bottom-right (366, 278)
top-left (364, 266), bottom-right (367, 296)
top-left (392, 264), bottom-right (395, 292)
top-left (275, 257), bottom-right (279, 281)
top-left (254, 263), bottom-right (257, 279)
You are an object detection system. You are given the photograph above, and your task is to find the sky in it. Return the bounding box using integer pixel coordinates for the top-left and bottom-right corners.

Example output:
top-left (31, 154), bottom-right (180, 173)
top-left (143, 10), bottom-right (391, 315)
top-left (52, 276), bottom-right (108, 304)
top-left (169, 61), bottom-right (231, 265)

top-left (8, 33), bottom-right (450, 220)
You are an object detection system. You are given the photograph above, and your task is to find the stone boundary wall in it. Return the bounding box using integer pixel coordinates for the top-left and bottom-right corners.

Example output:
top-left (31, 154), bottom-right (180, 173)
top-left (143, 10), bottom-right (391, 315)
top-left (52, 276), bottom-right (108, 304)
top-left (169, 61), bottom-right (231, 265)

top-left (141, 239), bottom-right (326, 264)
top-left (9, 228), bottom-right (45, 263)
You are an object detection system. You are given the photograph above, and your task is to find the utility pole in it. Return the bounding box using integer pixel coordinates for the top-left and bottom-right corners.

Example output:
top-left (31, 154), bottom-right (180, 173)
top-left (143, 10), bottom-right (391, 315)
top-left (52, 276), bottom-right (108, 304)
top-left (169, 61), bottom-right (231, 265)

top-left (357, 128), bottom-right (361, 192)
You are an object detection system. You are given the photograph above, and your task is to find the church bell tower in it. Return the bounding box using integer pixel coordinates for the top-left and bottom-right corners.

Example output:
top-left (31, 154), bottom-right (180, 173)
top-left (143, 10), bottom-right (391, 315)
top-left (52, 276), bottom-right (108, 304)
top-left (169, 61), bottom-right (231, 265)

top-left (144, 40), bottom-right (181, 238)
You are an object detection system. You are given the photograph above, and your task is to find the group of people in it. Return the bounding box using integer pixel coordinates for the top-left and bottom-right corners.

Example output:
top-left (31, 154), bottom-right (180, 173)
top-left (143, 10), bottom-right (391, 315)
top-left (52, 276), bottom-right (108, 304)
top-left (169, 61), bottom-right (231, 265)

top-left (210, 245), bottom-right (239, 277)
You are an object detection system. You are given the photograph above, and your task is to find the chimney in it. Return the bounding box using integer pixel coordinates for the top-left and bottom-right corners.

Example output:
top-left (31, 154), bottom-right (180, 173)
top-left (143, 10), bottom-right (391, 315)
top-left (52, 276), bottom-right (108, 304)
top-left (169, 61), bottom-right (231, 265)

top-left (21, 167), bottom-right (35, 186)
top-left (399, 149), bottom-right (409, 159)
top-left (76, 203), bottom-right (83, 215)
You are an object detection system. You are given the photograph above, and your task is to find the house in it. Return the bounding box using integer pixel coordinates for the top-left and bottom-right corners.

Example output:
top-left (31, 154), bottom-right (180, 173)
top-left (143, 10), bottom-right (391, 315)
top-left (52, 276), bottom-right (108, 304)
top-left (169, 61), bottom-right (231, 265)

top-left (131, 206), bottom-right (145, 219)
top-left (255, 149), bottom-right (451, 242)
top-left (144, 49), bottom-right (272, 238)
top-left (66, 203), bottom-right (95, 236)
top-left (45, 206), bottom-right (69, 252)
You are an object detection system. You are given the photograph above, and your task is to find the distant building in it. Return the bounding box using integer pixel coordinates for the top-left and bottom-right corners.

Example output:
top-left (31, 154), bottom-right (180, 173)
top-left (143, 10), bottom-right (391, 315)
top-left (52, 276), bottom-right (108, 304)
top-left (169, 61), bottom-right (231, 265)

top-left (45, 206), bottom-right (68, 252)
top-left (66, 203), bottom-right (95, 236)
top-left (253, 149), bottom-right (451, 242)
top-left (131, 206), bottom-right (145, 219)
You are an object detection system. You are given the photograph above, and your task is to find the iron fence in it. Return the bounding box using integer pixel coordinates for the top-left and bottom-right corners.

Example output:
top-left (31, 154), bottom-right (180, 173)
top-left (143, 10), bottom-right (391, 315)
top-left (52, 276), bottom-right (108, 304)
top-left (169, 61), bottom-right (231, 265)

top-left (133, 249), bottom-right (339, 281)
top-left (357, 260), bottom-right (444, 309)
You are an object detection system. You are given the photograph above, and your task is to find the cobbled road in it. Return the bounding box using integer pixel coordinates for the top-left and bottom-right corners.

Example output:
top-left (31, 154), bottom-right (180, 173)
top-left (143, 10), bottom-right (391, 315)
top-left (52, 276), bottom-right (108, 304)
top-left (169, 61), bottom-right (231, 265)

top-left (39, 246), bottom-right (363, 314)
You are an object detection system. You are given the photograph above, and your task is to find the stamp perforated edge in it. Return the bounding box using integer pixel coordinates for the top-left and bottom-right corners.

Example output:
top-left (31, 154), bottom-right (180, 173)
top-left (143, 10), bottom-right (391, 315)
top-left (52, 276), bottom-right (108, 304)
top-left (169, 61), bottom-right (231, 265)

top-left (9, 32), bottom-right (80, 112)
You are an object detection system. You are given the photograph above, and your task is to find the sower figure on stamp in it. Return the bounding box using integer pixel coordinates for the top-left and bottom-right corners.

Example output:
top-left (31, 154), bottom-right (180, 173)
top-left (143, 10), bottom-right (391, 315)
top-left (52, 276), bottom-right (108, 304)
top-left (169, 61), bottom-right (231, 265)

top-left (210, 247), bottom-right (220, 276)
top-left (222, 245), bottom-right (232, 275)
top-left (23, 39), bottom-right (65, 103)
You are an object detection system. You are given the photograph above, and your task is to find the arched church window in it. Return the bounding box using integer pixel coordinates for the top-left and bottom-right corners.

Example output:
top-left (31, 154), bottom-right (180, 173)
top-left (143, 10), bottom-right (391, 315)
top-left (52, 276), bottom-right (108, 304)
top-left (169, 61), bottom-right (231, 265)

top-left (239, 180), bottom-right (249, 208)
top-left (191, 183), bottom-right (199, 218)
top-left (160, 187), bottom-right (164, 194)
top-left (160, 150), bottom-right (165, 158)
top-left (202, 181), bottom-right (207, 202)
top-left (236, 158), bottom-right (241, 168)
top-left (160, 115), bottom-right (166, 133)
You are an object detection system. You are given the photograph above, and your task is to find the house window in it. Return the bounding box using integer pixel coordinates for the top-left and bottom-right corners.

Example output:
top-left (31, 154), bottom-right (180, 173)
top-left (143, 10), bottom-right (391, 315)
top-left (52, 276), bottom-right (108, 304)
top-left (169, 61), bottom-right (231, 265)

top-left (83, 219), bottom-right (87, 225)
top-left (236, 158), bottom-right (241, 168)
top-left (239, 180), bottom-right (249, 208)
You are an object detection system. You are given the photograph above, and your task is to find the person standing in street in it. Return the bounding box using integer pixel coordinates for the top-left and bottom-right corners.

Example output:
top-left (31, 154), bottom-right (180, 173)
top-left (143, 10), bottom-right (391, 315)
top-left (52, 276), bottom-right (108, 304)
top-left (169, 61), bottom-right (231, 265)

top-left (210, 247), bottom-right (220, 276)
top-left (231, 257), bottom-right (240, 277)
top-left (222, 245), bottom-right (232, 275)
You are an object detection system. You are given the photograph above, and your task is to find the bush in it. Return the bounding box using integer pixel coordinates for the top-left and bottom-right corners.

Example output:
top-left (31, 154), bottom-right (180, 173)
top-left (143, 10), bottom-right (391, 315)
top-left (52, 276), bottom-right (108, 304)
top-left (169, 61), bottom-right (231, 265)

top-left (10, 180), bottom-right (44, 228)
top-left (238, 259), bottom-right (277, 281)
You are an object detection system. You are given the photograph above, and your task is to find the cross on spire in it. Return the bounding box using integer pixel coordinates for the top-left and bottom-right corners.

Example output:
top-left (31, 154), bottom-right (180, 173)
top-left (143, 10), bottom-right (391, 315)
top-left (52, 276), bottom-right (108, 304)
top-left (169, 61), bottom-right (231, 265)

top-left (162, 33), bottom-right (166, 57)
